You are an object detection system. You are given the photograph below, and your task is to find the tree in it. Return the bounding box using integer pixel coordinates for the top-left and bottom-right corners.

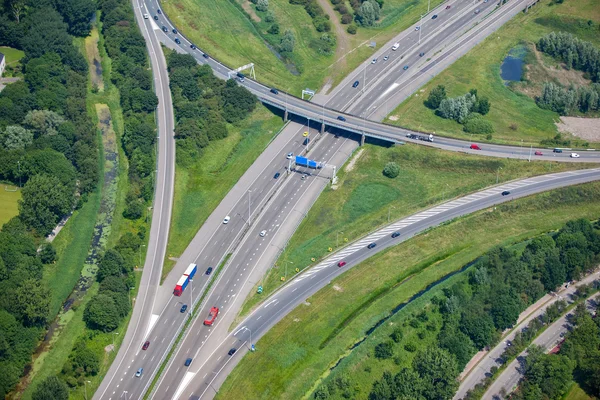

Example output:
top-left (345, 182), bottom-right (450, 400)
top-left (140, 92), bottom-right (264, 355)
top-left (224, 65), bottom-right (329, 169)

top-left (268, 23), bottom-right (280, 35)
top-left (16, 279), bottom-right (51, 326)
top-left (522, 348), bottom-right (574, 400)
top-left (18, 174), bottom-right (73, 236)
top-left (97, 249), bottom-right (126, 282)
top-left (460, 307), bottom-right (496, 349)
top-left (123, 200), bottom-right (143, 220)
top-left (463, 115), bottom-right (494, 134)
top-left (475, 97), bottom-right (491, 115)
top-left (412, 347), bottom-right (459, 400)
top-left (383, 162), bottom-right (400, 178)
top-left (2, 125), bottom-right (33, 150)
top-left (374, 341), bottom-right (394, 359)
top-left (39, 243), bottom-right (57, 264)
top-left (23, 110), bottom-right (65, 136)
top-left (256, 0), bottom-right (269, 12)
top-left (439, 331), bottom-right (476, 369)
top-left (279, 29), bottom-right (296, 53)
top-left (425, 85), bottom-right (447, 109)
top-left (357, 0), bottom-right (380, 27)
top-left (32, 376), bottom-right (68, 400)
top-left (390, 327), bottom-right (403, 343)
top-left (490, 289), bottom-right (522, 330)
top-left (84, 293), bottom-right (120, 332)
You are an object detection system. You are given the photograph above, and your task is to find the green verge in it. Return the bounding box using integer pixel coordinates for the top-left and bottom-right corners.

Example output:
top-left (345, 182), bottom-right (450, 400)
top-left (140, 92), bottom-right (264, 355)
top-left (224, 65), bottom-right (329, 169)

top-left (0, 45), bottom-right (25, 65)
top-left (564, 382), bottom-right (594, 400)
top-left (238, 143), bottom-right (596, 317)
top-left (0, 185), bottom-right (20, 228)
top-left (217, 182), bottom-right (600, 400)
top-left (161, 0), bottom-right (445, 95)
top-left (385, 0), bottom-right (600, 146)
top-left (162, 105), bottom-right (284, 279)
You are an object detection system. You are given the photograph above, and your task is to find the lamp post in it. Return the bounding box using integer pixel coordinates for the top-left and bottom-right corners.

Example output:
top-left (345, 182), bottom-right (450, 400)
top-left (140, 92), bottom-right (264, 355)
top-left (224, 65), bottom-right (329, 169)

top-left (138, 244), bottom-right (146, 269)
top-left (189, 277), bottom-right (193, 313)
top-left (307, 117), bottom-right (311, 152)
top-left (122, 391), bottom-right (128, 400)
top-left (84, 380), bottom-right (91, 400)
top-left (244, 327), bottom-right (253, 349)
top-left (247, 189), bottom-right (252, 227)
top-left (337, 231), bottom-right (344, 248)
top-left (418, 14), bottom-right (423, 44)
top-left (112, 332), bottom-right (119, 349)
top-left (286, 261), bottom-right (293, 278)
top-left (388, 206), bottom-right (396, 222)
top-left (496, 167), bottom-right (502, 184)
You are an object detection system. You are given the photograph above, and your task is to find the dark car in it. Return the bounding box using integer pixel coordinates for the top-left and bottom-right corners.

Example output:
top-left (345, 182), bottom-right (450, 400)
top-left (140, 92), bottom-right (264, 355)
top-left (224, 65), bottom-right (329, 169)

top-left (352, 80), bottom-right (359, 88)
top-left (153, 15), bottom-right (158, 20)
top-left (501, 191), bottom-right (511, 196)
top-left (162, 26), bottom-right (168, 32)
top-left (174, 38), bottom-right (181, 44)
top-left (190, 44), bottom-right (196, 50)
top-left (172, 28), bottom-right (178, 34)
top-left (391, 231), bottom-right (400, 238)
top-left (185, 358), bottom-right (193, 366)
top-left (431, 14), bottom-right (438, 19)
top-left (403, 65), bottom-right (409, 70)
top-left (142, 341), bottom-right (150, 350)
top-left (445, 5), bottom-right (451, 9)
top-left (270, 88), bottom-right (279, 95)
top-left (205, 267), bottom-right (213, 275)
top-left (303, 138), bottom-right (310, 145)
top-left (337, 116), bottom-right (346, 121)
top-left (180, 304), bottom-right (188, 313)
top-left (419, 52), bottom-right (425, 57)
top-left (274, 172), bottom-right (281, 179)
top-left (157, 8), bottom-right (161, 14)
top-left (553, 148), bottom-right (563, 153)
top-left (367, 243), bottom-right (377, 249)
top-left (202, 53), bottom-right (209, 59)
top-left (228, 348), bottom-right (237, 356)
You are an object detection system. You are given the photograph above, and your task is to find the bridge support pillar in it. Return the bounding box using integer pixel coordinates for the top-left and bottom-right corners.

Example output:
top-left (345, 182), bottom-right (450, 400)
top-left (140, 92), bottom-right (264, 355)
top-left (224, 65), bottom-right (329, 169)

top-left (360, 133), bottom-right (365, 146)
top-left (321, 123), bottom-right (325, 133)
top-left (284, 110), bottom-right (288, 121)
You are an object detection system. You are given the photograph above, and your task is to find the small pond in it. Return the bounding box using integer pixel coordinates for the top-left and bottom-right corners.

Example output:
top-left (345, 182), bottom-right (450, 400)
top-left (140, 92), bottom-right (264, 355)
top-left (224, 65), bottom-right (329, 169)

top-left (500, 46), bottom-right (527, 83)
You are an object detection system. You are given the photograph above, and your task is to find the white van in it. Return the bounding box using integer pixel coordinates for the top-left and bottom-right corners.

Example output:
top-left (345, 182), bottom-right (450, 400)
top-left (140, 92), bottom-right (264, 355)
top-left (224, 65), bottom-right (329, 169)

top-left (392, 42), bottom-right (400, 51)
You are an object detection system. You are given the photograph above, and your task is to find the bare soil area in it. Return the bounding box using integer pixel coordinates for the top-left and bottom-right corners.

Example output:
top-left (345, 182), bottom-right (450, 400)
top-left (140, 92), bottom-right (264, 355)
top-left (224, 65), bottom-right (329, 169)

top-left (315, 0), bottom-right (350, 92)
top-left (240, 0), bottom-right (261, 22)
top-left (556, 116), bottom-right (600, 143)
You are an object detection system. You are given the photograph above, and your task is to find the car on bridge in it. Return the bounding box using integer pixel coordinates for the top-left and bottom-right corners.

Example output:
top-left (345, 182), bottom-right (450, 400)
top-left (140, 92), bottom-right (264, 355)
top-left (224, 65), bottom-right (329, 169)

top-left (337, 116), bottom-right (346, 121)
top-left (203, 307), bottom-right (219, 326)
top-left (470, 144), bottom-right (481, 150)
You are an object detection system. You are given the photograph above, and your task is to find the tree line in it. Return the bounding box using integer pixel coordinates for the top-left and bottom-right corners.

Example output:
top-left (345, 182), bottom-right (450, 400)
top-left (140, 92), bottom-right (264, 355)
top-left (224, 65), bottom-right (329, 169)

top-left (0, 0), bottom-right (100, 396)
top-left (166, 52), bottom-right (257, 166)
top-left (330, 0), bottom-right (384, 33)
top-left (538, 31), bottom-right (600, 82)
top-left (536, 81), bottom-right (600, 115)
top-left (314, 218), bottom-right (600, 400)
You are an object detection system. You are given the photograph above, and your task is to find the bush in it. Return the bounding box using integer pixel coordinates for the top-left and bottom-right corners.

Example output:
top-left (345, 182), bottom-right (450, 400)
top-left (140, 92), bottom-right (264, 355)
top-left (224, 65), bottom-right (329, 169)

top-left (341, 13), bottom-right (353, 24)
top-left (425, 85), bottom-right (447, 109)
top-left (374, 341), bottom-right (394, 359)
top-left (390, 327), bottom-right (403, 343)
top-left (123, 200), bottom-right (143, 220)
top-left (382, 162), bottom-right (400, 178)
top-left (39, 243), bottom-right (57, 264)
top-left (347, 24), bottom-right (357, 34)
top-left (463, 116), bottom-right (494, 135)
top-left (404, 342), bottom-right (417, 352)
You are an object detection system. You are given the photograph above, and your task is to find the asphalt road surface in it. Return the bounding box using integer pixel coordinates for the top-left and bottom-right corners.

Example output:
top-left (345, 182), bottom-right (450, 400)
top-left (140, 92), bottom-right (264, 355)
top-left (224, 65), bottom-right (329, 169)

top-left (455, 270), bottom-right (600, 399)
top-left (171, 169), bottom-right (600, 400)
top-left (483, 291), bottom-right (600, 399)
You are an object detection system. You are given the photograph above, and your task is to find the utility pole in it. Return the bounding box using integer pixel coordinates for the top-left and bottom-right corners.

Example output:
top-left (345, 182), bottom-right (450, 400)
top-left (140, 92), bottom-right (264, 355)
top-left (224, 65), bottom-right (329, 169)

top-left (418, 14), bottom-right (423, 44)
top-left (247, 190), bottom-right (252, 227)
top-left (427, 0), bottom-right (431, 14)
top-left (138, 244), bottom-right (146, 269)
top-left (528, 145), bottom-right (532, 162)
top-left (307, 117), bottom-right (311, 152)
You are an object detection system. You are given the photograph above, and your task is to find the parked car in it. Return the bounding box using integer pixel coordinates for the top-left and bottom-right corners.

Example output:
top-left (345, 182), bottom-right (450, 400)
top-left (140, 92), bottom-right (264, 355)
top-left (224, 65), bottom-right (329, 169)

top-left (259, 230), bottom-right (267, 237)
top-left (228, 348), bottom-right (237, 356)
top-left (570, 152), bottom-right (580, 158)
top-left (470, 144), bottom-right (481, 150)
top-left (142, 341), bottom-right (150, 350)
top-left (270, 88), bottom-right (279, 94)
top-left (274, 172), bottom-right (281, 179)
top-left (553, 148), bottom-right (563, 153)
top-left (205, 267), bottom-right (213, 275)
top-left (501, 191), bottom-right (511, 196)
top-left (337, 116), bottom-right (346, 121)
top-left (367, 243), bottom-right (377, 249)
top-left (135, 368), bottom-right (143, 377)
top-left (337, 261), bottom-right (347, 267)
top-left (203, 307), bottom-right (219, 326)
top-left (352, 80), bottom-right (360, 88)
top-left (223, 216), bottom-right (230, 224)
top-left (391, 232), bottom-right (401, 238)
top-left (185, 358), bottom-right (193, 366)
top-left (180, 304), bottom-right (188, 313)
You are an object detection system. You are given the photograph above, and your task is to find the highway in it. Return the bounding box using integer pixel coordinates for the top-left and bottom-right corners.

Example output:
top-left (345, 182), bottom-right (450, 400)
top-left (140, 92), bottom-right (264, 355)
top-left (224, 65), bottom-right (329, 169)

top-left (169, 169), bottom-right (600, 400)
top-left (482, 291), bottom-right (600, 399)
top-left (454, 269), bottom-right (600, 399)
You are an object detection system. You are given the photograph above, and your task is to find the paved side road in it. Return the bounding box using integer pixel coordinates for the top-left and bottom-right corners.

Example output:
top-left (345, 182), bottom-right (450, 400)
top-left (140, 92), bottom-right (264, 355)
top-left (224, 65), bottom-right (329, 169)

top-left (483, 290), bottom-right (600, 399)
top-left (455, 269), bottom-right (600, 399)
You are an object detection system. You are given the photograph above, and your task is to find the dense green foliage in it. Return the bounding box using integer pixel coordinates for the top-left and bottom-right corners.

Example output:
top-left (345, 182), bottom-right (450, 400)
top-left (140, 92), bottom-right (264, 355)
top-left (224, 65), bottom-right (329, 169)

top-left (0, 0), bottom-right (101, 396)
top-left (289, 0), bottom-right (331, 32)
top-left (538, 31), bottom-right (600, 82)
top-left (356, 218), bottom-right (600, 400)
top-left (382, 162), bottom-right (400, 179)
top-left (166, 52), bottom-right (257, 166)
top-left (536, 81), bottom-right (600, 115)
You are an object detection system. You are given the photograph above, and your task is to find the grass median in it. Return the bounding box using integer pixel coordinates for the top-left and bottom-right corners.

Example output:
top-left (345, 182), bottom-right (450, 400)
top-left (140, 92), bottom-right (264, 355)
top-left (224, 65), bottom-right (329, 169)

top-left (385, 0), bottom-right (600, 146)
top-left (217, 181), bottom-right (600, 400)
top-left (238, 143), bottom-right (596, 317)
top-left (162, 105), bottom-right (284, 280)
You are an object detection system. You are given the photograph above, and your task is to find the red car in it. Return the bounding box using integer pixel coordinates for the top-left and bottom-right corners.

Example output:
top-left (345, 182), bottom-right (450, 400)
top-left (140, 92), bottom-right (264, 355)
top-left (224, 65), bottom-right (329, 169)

top-left (142, 341), bottom-right (150, 350)
top-left (203, 307), bottom-right (219, 326)
top-left (337, 261), bottom-right (347, 267)
top-left (470, 144), bottom-right (481, 150)
top-left (535, 151), bottom-right (543, 156)
top-left (445, 5), bottom-right (451, 9)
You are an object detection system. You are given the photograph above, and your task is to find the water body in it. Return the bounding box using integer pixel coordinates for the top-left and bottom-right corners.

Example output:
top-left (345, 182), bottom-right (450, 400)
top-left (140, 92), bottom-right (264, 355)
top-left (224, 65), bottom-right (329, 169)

top-left (501, 46), bottom-right (527, 83)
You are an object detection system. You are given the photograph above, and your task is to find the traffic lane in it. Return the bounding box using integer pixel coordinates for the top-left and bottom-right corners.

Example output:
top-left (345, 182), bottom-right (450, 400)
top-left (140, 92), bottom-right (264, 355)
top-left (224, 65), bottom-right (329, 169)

top-left (154, 134), bottom-right (348, 399)
top-left (187, 169), bottom-right (600, 399)
top-left (333, 0), bottom-right (500, 112)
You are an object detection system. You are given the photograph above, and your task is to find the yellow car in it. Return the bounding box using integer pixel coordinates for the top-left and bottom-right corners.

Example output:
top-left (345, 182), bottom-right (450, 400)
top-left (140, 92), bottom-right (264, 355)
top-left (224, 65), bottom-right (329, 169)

top-left (303, 131), bottom-right (309, 137)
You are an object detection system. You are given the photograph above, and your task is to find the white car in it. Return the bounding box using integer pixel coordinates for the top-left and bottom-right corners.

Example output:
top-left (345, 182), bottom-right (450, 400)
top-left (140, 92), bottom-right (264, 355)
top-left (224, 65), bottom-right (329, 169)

top-left (143, 14), bottom-right (149, 19)
top-left (223, 216), bottom-right (231, 224)
top-left (135, 368), bottom-right (143, 377)
top-left (415, 26), bottom-right (420, 31)
top-left (371, 58), bottom-right (377, 64)
top-left (383, 55), bottom-right (389, 61)
top-left (570, 153), bottom-right (580, 158)
top-left (286, 152), bottom-right (294, 160)
top-left (392, 42), bottom-right (400, 51)
top-left (259, 230), bottom-right (267, 237)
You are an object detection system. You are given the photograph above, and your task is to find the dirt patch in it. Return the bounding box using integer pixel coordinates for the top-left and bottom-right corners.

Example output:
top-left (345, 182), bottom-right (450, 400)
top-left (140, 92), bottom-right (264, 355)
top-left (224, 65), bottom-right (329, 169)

top-left (240, 0), bottom-right (261, 22)
top-left (332, 284), bottom-right (343, 292)
top-left (315, 0), bottom-right (350, 92)
top-left (84, 27), bottom-right (104, 92)
top-left (344, 148), bottom-right (364, 173)
top-left (556, 116), bottom-right (600, 143)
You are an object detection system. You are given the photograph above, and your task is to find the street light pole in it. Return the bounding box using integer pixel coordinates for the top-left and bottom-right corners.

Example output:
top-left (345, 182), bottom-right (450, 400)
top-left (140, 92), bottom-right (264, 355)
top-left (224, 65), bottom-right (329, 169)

top-left (286, 261), bottom-right (293, 278)
top-left (337, 231), bottom-right (344, 247)
top-left (247, 190), bottom-right (252, 227)
top-left (428, 0), bottom-right (431, 14)
top-left (418, 14), bottom-right (423, 44)
top-left (189, 278), bottom-right (193, 312)
top-left (84, 380), bottom-right (91, 400)
top-left (307, 117), bottom-right (311, 152)
top-left (112, 332), bottom-right (119, 349)
top-left (138, 244), bottom-right (146, 269)
top-left (388, 206), bottom-right (396, 222)
top-left (496, 167), bottom-right (502, 184)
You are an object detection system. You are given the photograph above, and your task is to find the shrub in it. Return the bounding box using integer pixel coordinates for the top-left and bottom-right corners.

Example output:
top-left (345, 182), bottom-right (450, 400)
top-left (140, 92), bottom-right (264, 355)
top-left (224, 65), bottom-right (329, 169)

top-left (347, 24), bottom-right (357, 34)
top-left (463, 116), bottom-right (494, 134)
top-left (341, 13), bottom-right (353, 24)
top-left (256, 0), bottom-right (269, 12)
top-left (390, 327), bottom-right (403, 343)
top-left (425, 85), bottom-right (446, 109)
top-left (404, 342), bottom-right (417, 352)
top-left (382, 162), bottom-right (400, 178)
top-left (374, 341), bottom-right (394, 359)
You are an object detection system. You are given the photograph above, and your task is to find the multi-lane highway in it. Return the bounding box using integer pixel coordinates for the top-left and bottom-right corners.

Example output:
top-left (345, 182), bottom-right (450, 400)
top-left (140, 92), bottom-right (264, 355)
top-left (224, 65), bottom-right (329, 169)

top-left (168, 169), bottom-right (600, 399)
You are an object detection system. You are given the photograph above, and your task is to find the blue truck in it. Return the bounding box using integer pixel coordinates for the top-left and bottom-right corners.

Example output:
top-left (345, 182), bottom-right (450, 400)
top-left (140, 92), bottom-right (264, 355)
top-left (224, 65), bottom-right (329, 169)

top-left (174, 263), bottom-right (198, 296)
top-left (295, 155), bottom-right (322, 169)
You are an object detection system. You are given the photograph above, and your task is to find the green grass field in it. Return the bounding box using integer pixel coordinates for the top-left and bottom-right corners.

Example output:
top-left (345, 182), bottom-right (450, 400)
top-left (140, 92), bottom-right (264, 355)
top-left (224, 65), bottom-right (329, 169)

top-left (0, 45), bottom-right (24, 65)
top-left (385, 0), bottom-right (600, 146)
top-left (161, 0), bottom-right (444, 95)
top-left (217, 182), bottom-right (600, 400)
top-left (564, 382), bottom-right (595, 400)
top-left (163, 105), bottom-right (285, 279)
top-left (0, 185), bottom-right (20, 228)
top-left (238, 143), bottom-right (595, 316)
